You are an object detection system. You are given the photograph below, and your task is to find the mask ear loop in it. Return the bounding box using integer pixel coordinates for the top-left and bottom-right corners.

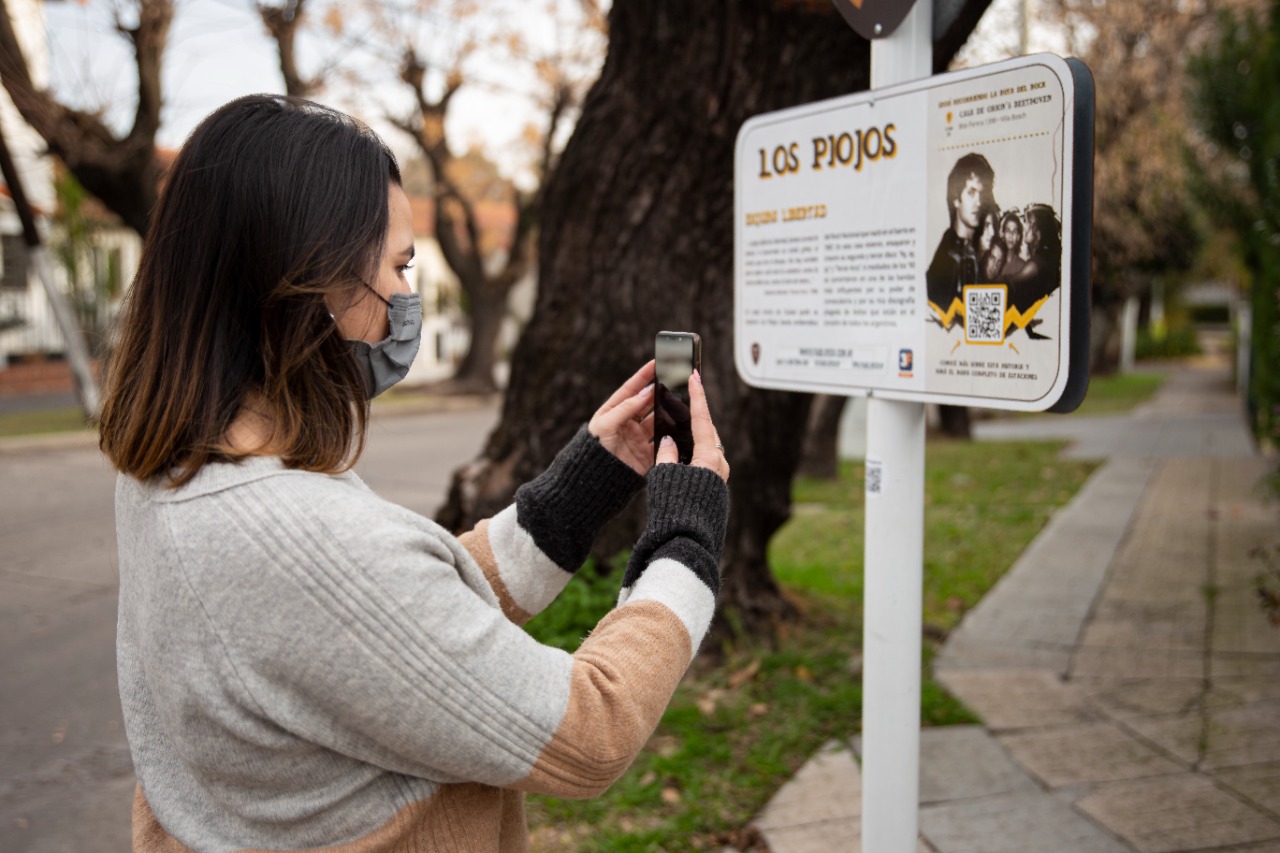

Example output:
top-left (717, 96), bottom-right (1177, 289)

top-left (360, 280), bottom-right (392, 307)
top-left (328, 280), bottom-right (393, 341)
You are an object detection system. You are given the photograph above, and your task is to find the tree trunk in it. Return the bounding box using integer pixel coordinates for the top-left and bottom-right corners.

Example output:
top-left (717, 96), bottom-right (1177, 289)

top-left (437, 0), bottom-right (991, 642)
top-left (437, 0), bottom-right (869, 641)
top-left (937, 405), bottom-right (971, 439)
top-left (447, 276), bottom-right (510, 392)
top-left (797, 395), bottom-right (846, 480)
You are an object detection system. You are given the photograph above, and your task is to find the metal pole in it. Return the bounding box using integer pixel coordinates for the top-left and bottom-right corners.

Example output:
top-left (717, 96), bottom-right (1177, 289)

top-left (863, 3), bottom-right (932, 851)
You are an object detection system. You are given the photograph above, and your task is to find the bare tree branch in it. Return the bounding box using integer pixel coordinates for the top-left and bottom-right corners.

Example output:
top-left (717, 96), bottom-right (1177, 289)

top-left (257, 0), bottom-right (323, 97)
top-left (0, 0), bottom-right (169, 235)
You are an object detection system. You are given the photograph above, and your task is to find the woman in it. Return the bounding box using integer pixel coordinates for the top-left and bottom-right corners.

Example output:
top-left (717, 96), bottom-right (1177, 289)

top-left (980, 237), bottom-right (1008, 283)
top-left (98, 95), bottom-right (730, 852)
top-left (975, 204), bottom-right (999, 257)
top-left (998, 209), bottom-right (1028, 282)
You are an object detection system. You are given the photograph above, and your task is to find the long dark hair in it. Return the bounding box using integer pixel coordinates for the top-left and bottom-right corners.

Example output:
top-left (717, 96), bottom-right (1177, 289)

top-left (98, 94), bottom-right (402, 485)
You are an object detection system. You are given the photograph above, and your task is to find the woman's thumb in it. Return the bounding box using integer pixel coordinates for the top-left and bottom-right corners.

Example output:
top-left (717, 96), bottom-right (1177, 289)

top-left (655, 435), bottom-right (678, 466)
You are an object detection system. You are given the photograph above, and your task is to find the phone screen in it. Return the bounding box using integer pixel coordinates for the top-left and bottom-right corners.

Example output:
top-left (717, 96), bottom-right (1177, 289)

top-left (654, 331), bottom-right (701, 464)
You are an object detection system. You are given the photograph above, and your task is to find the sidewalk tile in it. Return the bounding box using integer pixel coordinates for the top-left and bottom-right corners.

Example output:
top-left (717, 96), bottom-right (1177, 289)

top-left (918, 726), bottom-right (1040, 803)
top-left (1213, 596), bottom-right (1280, 657)
top-left (920, 791), bottom-right (1131, 853)
top-left (756, 817), bottom-right (862, 853)
top-left (1119, 711), bottom-right (1202, 765)
top-left (933, 670), bottom-right (1094, 731)
top-left (1077, 678), bottom-right (1203, 719)
top-left (1072, 646), bottom-right (1205, 680)
top-left (1080, 599), bottom-right (1206, 650)
top-left (1077, 774), bottom-right (1280, 853)
top-left (1212, 653), bottom-right (1280, 679)
top-left (1119, 695), bottom-right (1280, 776)
top-left (1199, 702), bottom-right (1280, 771)
top-left (754, 742), bottom-right (860, 829)
top-left (1210, 761), bottom-right (1280, 815)
top-left (998, 722), bottom-right (1184, 787)
top-left (1208, 677), bottom-right (1280, 707)
top-left (752, 743), bottom-right (931, 853)
top-left (934, 636), bottom-right (1073, 673)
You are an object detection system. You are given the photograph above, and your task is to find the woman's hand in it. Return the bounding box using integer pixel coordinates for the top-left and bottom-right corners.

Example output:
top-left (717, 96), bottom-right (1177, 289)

top-left (656, 370), bottom-right (729, 483)
top-left (588, 360), bottom-right (658, 476)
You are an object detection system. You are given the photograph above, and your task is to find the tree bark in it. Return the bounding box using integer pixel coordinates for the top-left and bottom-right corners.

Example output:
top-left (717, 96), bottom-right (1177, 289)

top-left (937, 405), bottom-right (972, 439)
top-left (449, 273), bottom-right (508, 393)
top-left (438, 0), bottom-right (991, 641)
top-left (797, 395), bottom-right (845, 480)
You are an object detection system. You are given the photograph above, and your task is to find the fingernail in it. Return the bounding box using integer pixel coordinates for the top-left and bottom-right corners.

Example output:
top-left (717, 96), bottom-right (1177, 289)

top-left (636, 383), bottom-right (654, 398)
top-left (692, 370), bottom-right (702, 384)
top-left (660, 436), bottom-right (674, 447)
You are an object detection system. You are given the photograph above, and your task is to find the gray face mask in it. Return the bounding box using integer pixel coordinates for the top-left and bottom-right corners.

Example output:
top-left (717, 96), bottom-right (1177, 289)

top-left (348, 290), bottom-right (423, 398)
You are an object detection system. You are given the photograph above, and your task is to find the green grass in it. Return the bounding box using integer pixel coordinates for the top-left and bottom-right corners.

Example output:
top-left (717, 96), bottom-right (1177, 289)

top-left (524, 440), bottom-right (1098, 851)
top-left (1068, 371), bottom-right (1164, 416)
top-left (0, 405), bottom-right (92, 438)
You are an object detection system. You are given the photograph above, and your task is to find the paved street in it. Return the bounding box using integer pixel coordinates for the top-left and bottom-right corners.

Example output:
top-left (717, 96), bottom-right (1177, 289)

top-left (0, 403), bottom-right (499, 853)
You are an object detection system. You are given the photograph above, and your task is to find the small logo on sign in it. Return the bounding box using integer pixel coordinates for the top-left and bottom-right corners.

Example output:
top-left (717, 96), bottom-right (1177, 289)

top-left (751, 342), bottom-right (761, 365)
top-left (898, 348), bottom-right (914, 376)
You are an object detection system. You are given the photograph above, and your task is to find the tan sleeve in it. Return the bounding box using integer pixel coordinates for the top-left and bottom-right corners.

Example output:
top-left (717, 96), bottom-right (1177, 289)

top-left (514, 599), bottom-right (693, 799)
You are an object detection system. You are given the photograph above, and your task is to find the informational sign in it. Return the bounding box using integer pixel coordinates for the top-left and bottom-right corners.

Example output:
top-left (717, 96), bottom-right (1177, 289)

top-left (734, 54), bottom-right (1094, 412)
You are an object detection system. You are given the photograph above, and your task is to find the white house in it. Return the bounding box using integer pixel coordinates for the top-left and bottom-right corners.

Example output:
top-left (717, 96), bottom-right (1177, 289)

top-left (0, 0), bottom-right (65, 365)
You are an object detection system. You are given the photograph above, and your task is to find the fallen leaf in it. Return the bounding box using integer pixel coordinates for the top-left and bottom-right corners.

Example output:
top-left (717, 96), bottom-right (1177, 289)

top-left (748, 702), bottom-right (769, 719)
top-left (795, 665), bottom-right (813, 682)
top-left (728, 658), bottom-right (761, 689)
top-left (647, 735), bottom-right (681, 758)
top-left (696, 688), bottom-right (727, 716)
top-left (661, 787), bottom-right (681, 805)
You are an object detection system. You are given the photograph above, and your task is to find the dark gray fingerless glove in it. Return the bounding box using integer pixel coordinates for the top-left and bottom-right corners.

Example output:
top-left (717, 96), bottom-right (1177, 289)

top-left (621, 463), bottom-right (730, 597)
top-left (515, 426), bottom-right (646, 573)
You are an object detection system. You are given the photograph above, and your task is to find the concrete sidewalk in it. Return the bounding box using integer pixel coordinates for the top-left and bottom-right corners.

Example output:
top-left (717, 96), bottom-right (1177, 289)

top-left (746, 357), bottom-right (1280, 852)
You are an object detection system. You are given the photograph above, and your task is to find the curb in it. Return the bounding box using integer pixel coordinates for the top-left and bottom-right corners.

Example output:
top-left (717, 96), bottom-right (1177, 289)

top-left (0, 394), bottom-right (501, 456)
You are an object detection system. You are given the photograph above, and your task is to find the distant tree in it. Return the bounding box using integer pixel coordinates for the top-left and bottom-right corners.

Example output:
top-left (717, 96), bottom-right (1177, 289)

top-left (438, 0), bottom-right (994, 642)
top-left (1036, 0), bottom-right (1222, 372)
top-left (386, 0), bottom-right (603, 392)
top-left (0, 0), bottom-right (171, 237)
top-left (1188, 0), bottom-right (1280, 450)
top-left (257, 0), bottom-right (324, 98)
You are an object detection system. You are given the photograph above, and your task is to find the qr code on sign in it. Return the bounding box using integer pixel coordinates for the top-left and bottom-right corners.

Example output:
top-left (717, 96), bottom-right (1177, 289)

top-left (965, 285), bottom-right (1007, 344)
top-left (865, 458), bottom-right (883, 498)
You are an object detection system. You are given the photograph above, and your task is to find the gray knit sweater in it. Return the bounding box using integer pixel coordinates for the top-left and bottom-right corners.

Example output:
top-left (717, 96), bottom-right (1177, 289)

top-left (115, 427), bottom-right (728, 852)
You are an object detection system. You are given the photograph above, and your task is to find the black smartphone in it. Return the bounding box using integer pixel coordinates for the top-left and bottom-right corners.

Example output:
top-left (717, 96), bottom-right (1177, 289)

top-left (653, 331), bottom-right (701, 464)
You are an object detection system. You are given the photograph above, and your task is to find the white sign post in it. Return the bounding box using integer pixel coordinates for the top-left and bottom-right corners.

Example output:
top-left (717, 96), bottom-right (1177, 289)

top-left (732, 8), bottom-right (1094, 852)
top-left (862, 4), bottom-right (930, 851)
